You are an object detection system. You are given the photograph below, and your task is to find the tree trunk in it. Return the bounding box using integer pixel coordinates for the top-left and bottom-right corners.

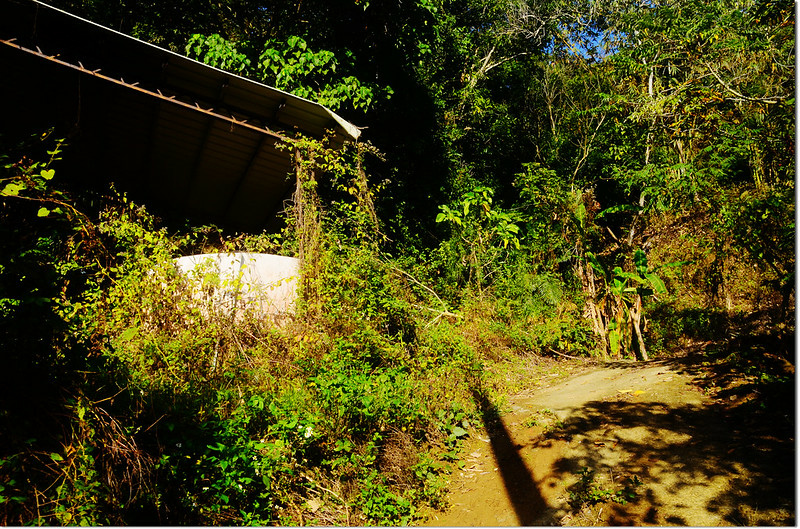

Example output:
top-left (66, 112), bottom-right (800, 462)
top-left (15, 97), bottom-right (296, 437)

top-left (577, 257), bottom-right (608, 359)
top-left (630, 294), bottom-right (649, 361)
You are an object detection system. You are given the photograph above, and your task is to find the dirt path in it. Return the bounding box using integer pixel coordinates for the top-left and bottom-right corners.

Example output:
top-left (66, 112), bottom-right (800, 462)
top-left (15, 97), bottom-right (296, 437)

top-left (424, 354), bottom-right (795, 526)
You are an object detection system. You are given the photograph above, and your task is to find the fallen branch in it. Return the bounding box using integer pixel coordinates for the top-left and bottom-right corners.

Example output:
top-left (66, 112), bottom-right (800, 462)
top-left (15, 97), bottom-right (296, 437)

top-left (411, 303), bottom-right (463, 320)
top-left (547, 347), bottom-right (587, 361)
top-left (388, 264), bottom-right (459, 316)
top-left (390, 266), bottom-right (446, 304)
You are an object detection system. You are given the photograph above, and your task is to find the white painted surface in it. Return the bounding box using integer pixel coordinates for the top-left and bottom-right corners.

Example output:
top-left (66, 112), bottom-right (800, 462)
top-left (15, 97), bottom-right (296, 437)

top-left (173, 253), bottom-right (301, 319)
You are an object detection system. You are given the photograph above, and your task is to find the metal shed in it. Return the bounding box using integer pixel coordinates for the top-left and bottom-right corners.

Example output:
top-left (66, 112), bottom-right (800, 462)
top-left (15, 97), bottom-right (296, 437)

top-left (0, 0), bottom-right (360, 230)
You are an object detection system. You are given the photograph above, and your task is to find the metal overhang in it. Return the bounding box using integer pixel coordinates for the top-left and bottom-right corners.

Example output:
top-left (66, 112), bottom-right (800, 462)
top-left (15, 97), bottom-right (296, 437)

top-left (0, 0), bottom-right (361, 231)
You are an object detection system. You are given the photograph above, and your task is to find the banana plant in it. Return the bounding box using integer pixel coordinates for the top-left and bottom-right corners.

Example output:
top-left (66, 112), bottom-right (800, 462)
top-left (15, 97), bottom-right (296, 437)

top-left (587, 249), bottom-right (666, 361)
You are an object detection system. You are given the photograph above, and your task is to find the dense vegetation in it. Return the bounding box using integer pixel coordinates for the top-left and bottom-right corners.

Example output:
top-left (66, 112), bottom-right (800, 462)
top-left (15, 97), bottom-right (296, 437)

top-left (0, 0), bottom-right (794, 524)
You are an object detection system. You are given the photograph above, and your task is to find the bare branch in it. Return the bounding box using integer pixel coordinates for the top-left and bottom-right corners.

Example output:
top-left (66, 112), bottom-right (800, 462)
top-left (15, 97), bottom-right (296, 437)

top-left (704, 61), bottom-right (788, 104)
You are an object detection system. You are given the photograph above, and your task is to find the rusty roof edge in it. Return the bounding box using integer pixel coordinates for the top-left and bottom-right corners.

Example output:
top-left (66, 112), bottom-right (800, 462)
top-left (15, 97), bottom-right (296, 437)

top-left (0, 37), bottom-right (293, 143)
top-left (29, 0), bottom-right (362, 142)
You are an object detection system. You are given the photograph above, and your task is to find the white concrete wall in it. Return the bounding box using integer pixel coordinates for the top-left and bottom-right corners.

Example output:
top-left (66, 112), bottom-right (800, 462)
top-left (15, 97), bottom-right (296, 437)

top-left (173, 253), bottom-right (301, 320)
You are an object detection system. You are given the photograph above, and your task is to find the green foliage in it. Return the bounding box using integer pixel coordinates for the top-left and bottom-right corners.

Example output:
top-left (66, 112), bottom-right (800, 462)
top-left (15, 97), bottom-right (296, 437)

top-left (186, 33), bottom-right (391, 112)
top-left (311, 351), bottom-right (421, 440)
top-left (494, 267), bottom-right (562, 320)
top-left (720, 185), bottom-right (795, 284)
top-left (151, 389), bottom-right (320, 525)
top-left (647, 304), bottom-right (731, 354)
top-left (523, 408), bottom-right (560, 429)
top-left (185, 33), bottom-right (252, 74)
top-left (435, 405), bottom-right (472, 454)
top-left (513, 163), bottom-right (589, 266)
top-left (359, 470), bottom-right (416, 525)
top-left (435, 185), bottom-right (522, 293)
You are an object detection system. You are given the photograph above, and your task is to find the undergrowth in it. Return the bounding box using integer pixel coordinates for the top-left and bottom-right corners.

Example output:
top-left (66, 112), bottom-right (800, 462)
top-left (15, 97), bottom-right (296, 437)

top-left (0, 133), bottom-right (567, 526)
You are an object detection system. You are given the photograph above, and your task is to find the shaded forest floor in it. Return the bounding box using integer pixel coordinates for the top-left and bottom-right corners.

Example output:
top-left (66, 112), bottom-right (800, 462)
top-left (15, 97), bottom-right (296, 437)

top-left (423, 340), bottom-right (795, 526)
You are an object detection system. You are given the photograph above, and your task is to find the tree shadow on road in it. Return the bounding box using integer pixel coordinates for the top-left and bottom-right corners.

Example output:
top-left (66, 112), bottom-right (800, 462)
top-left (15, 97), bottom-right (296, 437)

top-left (469, 387), bottom-right (550, 526)
top-left (540, 389), bottom-right (794, 525)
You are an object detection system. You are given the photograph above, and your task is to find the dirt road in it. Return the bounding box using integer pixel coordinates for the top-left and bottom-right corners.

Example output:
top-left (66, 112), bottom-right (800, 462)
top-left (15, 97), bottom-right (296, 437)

top-left (424, 354), bottom-right (794, 526)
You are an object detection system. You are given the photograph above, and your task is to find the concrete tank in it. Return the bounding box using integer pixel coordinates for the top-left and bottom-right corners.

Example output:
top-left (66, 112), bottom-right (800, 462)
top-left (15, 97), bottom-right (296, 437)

top-left (173, 252), bottom-right (301, 321)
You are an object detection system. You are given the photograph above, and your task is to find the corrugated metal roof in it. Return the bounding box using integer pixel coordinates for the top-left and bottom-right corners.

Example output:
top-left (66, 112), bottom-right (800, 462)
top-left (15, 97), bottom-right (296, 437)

top-left (0, 0), bottom-right (360, 230)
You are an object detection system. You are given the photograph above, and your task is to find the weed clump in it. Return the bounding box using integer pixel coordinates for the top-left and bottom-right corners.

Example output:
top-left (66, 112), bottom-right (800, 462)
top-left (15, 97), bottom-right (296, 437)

top-left (568, 467), bottom-right (642, 509)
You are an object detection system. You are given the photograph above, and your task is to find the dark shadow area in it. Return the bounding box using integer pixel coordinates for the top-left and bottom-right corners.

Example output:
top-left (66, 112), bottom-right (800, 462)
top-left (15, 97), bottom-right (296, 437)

top-left (649, 304), bottom-right (795, 365)
top-left (469, 388), bottom-right (548, 526)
